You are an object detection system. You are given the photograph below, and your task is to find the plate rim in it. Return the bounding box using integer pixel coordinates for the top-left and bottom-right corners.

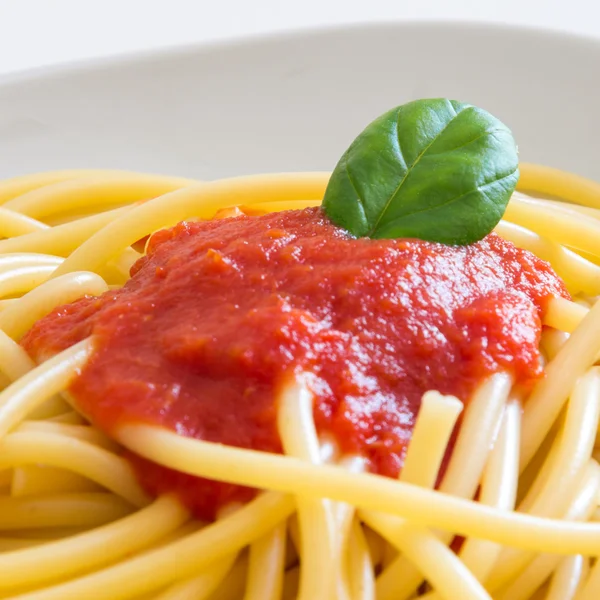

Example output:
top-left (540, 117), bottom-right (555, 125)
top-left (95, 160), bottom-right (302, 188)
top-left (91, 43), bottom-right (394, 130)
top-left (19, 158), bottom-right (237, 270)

top-left (1, 19), bottom-right (600, 90)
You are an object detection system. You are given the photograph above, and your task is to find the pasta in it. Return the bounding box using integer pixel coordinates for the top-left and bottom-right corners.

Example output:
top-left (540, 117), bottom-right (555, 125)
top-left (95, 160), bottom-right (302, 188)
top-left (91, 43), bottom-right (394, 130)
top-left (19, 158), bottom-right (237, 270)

top-left (0, 162), bottom-right (599, 600)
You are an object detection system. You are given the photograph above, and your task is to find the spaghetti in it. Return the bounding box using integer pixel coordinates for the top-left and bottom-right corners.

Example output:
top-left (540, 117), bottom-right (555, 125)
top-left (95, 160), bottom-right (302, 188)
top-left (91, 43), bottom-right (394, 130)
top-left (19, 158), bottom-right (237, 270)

top-left (0, 164), bottom-right (598, 600)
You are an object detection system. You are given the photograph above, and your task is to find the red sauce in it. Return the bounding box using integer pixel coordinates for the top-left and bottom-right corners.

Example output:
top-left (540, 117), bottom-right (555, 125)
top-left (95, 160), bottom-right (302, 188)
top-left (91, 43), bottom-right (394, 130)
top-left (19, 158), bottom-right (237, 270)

top-left (22, 207), bottom-right (569, 519)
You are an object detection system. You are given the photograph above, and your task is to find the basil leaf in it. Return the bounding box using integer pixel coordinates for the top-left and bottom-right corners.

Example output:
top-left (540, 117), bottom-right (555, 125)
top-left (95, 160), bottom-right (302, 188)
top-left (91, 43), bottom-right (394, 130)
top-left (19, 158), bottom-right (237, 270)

top-left (322, 99), bottom-right (519, 245)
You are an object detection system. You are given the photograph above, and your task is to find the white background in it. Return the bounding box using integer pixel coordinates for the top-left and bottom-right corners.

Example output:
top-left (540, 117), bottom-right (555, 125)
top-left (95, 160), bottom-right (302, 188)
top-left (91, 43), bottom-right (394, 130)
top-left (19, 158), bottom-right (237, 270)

top-left (0, 0), bottom-right (599, 77)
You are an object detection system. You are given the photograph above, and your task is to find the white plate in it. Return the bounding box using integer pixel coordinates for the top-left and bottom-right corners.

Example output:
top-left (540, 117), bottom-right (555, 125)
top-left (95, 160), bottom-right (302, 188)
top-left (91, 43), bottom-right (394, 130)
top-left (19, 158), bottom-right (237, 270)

top-left (0, 22), bottom-right (598, 181)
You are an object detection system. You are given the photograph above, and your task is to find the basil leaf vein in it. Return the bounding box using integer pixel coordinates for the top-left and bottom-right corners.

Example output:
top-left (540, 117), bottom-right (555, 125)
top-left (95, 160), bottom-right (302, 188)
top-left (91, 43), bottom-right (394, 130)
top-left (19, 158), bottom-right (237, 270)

top-left (322, 98), bottom-right (519, 245)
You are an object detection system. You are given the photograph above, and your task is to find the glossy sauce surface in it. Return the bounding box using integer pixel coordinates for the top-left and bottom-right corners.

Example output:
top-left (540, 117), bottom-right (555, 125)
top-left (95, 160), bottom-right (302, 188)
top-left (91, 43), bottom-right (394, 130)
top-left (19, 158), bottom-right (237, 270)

top-left (22, 208), bottom-right (568, 519)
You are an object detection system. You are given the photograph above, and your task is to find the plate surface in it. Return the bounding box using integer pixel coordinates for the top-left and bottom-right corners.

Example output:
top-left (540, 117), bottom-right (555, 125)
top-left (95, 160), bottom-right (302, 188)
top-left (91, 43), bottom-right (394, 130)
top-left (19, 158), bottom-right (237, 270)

top-left (0, 22), bottom-right (598, 180)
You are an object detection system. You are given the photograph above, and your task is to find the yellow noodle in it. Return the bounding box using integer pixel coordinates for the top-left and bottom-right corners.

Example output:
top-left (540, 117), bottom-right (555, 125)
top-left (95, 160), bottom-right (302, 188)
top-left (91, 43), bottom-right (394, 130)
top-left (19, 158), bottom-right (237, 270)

top-left (11, 492), bottom-right (294, 600)
top-left (0, 206), bottom-right (132, 256)
top-left (208, 555), bottom-right (250, 600)
top-left (11, 465), bottom-right (102, 496)
top-left (52, 173), bottom-right (330, 277)
top-left (333, 456), bottom-right (368, 600)
top-left (0, 253), bottom-right (62, 273)
top-left (0, 495), bottom-right (187, 591)
top-left (0, 298), bottom-right (17, 311)
top-left (0, 329), bottom-right (36, 381)
top-left (0, 208), bottom-right (48, 237)
top-left (577, 555), bottom-right (600, 600)
top-left (277, 378), bottom-right (336, 600)
top-left (545, 555), bottom-right (587, 600)
top-left (540, 328), bottom-right (570, 361)
top-left (544, 297), bottom-right (588, 333)
top-left (106, 246), bottom-right (142, 279)
top-left (375, 371), bottom-right (511, 598)
top-left (243, 524), bottom-right (286, 600)
top-left (119, 423), bottom-right (600, 556)
top-left (520, 368), bottom-right (600, 515)
top-left (2, 175), bottom-right (195, 218)
top-left (439, 373), bottom-right (511, 498)
top-left (286, 515), bottom-right (301, 559)
top-left (486, 369), bottom-right (600, 590)
top-left (376, 391), bottom-right (467, 600)
top-left (520, 297), bottom-right (600, 471)
top-left (360, 511), bottom-right (490, 600)
top-left (518, 422), bottom-right (563, 514)
top-left (505, 193), bottom-right (600, 257)
top-left (518, 163), bottom-right (600, 208)
top-left (15, 421), bottom-right (117, 451)
top-left (362, 526), bottom-right (384, 569)
top-left (28, 398), bottom-right (71, 420)
top-left (0, 372), bottom-right (11, 393)
top-left (446, 399), bottom-right (521, 590)
top-left (4, 526), bottom-right (88, 540)
top-left (0, 170), bottom-right (196, 204)
top-left (0, 339), bottom-right (92, 439)
top-left (0, 432), bottom-right (148, 506)
top-left (243, 199), bottom-right (321, 213)
top-left (0, 272), bottom-right (108, 340)
top-left (399, 391), bottom-right (463, 488)
top-left (0, 264), bottom-right (56, 298)
top-left (44, 410), bottom-right (85, 424)
top-left (542, 198), bottom-right (600, 219)
top-left (154, 554), bottom-right (238, 600)
top-left (494, 220), bottom-right (600, 295)
top-left (348, 519), bottom-right (375, 600)
top-left (0, 493), bottom-right (133, 530)
top-left (0, 467), bottom-right (12, 488)
top-left (0, 537), bottom-right (46, 551)
top-left (492, 461), bottom-right (600, 599)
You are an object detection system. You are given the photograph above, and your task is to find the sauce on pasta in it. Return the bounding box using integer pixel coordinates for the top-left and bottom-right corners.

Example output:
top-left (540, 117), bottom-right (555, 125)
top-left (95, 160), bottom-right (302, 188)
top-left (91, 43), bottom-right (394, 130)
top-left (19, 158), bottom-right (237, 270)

top-left (22, 207), bottom-right (568, 519)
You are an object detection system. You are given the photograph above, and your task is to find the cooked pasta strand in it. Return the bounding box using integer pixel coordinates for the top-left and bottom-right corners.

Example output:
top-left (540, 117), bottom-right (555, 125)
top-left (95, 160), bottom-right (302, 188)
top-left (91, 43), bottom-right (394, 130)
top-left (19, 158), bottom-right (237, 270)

top-left (347, 519), bottom-right (375, 600)
top-left (277, 378), bottom-right (336, 600)
top-left (0, 495), bottom-right (187, 590)
top-left (450, 399), bottom-right (521, 588)
top-left (118, 423), bottom-right (600, 556)
top-left (0, 339), bottom-right (92, 439)
top-left (518, 163), bottom-right (600, 208)
top-left (505, 194), bottom-right (600, 257)
top-left (544, 297), bottom-right (588, 333)
top-left (0, 253), bottom-right (62, 273)
top-left (360, 511), bottom-right (490, 600)
top-left (0, 264), bottom-right (56, 297)
top-left (2, 175), bottom-right (194, 219)
top-left (0, 493), bottom-right (133, 530)
top-left (154, 553), bottom-right (238, 600)
top-left (11, 493), bottom-right (294, 600)
top-left (521, 298), bottom-right (600, 470)
top-left (0, 329), bottom-right (36, 381)
top-left (15, 421), bottom-right (117, 451)
top-left (494, 220), bottom-right (600, 295)
top-left (0, 432), bottom-right (148, 506)
top-left (0, 272), bottom-right (108, 340)
top-left (492, 461), bottom-right (600, 599)
top-left (0, 170), bottom-right (196, 205)
top-left (243, 524), bottom-right (286, 600)
top-left (53, 173), bottom-right (330, 276)
top-left (0, 208), bottom-right (48, 237)
top-left (545, 555), bottom-right (587, 600)
top-left (0, 206), bottom-right (133, 256)
top-left (11, 465), bottom-right (102, 496)
top-left (399, 391), bottom-right (463, 488)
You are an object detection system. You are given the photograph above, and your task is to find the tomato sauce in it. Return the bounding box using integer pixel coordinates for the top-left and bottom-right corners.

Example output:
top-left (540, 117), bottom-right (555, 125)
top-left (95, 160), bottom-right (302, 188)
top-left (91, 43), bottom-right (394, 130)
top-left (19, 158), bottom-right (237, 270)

top-left (22, 207), bottom-right (569, 519)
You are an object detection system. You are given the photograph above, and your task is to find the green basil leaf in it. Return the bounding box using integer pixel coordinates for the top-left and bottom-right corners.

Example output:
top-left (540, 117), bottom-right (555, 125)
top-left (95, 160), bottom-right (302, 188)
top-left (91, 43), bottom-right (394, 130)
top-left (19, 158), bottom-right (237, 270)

top-left (321, 98), bottom-right (519, 245)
